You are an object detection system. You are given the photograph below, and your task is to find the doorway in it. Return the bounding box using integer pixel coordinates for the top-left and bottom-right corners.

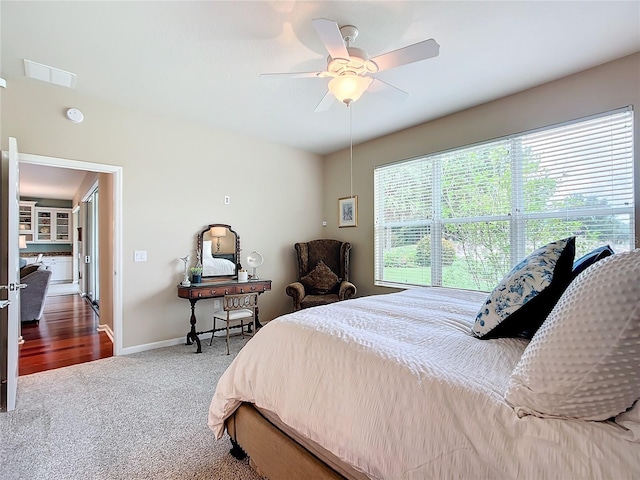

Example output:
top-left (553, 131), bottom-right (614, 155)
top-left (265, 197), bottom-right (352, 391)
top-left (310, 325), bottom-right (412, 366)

top-left (18, 153), bottom-right (123, 358)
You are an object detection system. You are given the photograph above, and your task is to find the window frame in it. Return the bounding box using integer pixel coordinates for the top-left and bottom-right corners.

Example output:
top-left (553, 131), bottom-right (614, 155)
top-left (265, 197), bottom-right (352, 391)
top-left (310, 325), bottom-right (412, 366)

top-left (374, 107), bottom-right (635, 290)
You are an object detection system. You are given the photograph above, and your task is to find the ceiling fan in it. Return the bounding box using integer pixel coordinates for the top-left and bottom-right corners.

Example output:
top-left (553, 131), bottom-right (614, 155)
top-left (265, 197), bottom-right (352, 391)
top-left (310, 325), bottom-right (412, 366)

top-left (261, 18), bottom-right (440, 111)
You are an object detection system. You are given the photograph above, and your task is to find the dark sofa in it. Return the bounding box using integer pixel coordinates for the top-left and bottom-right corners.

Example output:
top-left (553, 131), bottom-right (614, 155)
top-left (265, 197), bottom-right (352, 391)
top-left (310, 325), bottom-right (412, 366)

top-left (19, 264), bottom-right (52, 323)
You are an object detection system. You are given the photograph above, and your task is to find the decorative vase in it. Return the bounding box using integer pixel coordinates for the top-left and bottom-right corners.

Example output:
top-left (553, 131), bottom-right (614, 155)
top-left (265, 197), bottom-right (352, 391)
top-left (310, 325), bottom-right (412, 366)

top-left (192, 274), bottom-right (202, 284)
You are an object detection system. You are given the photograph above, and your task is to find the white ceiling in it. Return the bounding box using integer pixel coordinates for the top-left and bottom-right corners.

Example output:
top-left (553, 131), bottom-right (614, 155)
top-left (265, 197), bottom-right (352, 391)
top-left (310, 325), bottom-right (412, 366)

top-left (19, 163), bottom-right (88, 200)
top-left (2, 0), bottom-right (640, 160)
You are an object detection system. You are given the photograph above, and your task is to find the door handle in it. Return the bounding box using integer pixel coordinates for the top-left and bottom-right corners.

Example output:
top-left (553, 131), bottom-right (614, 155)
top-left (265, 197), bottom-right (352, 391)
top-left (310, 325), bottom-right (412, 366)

top-left (0, 300), bottom-right (10, 309)
top-left (0, 283), bottom-right (28, 291)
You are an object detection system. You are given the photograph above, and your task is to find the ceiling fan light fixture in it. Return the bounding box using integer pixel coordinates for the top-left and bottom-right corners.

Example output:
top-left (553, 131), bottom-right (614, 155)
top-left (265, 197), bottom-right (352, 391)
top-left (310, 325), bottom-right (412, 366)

top-left (262, 19), bottom-right (439, 111)
top-left (327, 47), bottom-right (379, 77)
top-left (328, 74), bottom-right (373, 105)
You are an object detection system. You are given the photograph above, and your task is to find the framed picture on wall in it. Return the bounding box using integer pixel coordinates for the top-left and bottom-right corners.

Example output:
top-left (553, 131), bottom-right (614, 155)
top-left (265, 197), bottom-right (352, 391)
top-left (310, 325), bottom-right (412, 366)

top-left (338, 196), bottom-right (358, 228)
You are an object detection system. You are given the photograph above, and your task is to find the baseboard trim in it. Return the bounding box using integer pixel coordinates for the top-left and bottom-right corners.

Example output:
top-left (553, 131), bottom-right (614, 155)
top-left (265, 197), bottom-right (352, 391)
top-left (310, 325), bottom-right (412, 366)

top-left (120, 333), bottom-right (213, 355)
top-left (96, 324), bottom-right (114, 343)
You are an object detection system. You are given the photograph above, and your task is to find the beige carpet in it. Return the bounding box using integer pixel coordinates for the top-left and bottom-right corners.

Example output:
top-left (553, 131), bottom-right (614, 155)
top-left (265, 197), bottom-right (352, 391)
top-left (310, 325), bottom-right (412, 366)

top-left (0, 337), bottom-right (263, 480)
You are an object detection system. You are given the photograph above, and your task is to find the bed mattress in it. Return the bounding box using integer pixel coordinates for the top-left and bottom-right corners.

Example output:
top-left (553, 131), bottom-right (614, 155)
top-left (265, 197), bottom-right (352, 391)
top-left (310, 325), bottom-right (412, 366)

top-left (209, 287), bottom-right (639, 479)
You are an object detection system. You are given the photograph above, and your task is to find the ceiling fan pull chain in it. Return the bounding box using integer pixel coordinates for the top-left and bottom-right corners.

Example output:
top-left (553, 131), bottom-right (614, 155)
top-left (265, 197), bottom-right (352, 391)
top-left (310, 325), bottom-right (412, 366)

top-left (349, 103), bottom-right (353, 199)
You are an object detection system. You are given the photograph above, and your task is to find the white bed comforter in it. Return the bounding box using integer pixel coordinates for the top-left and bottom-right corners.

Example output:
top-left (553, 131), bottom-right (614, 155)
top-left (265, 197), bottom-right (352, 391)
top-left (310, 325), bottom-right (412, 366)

top-left (202, 257), bottom-right (235, 276)
top-left (209, 287), bottom-right (639, 479)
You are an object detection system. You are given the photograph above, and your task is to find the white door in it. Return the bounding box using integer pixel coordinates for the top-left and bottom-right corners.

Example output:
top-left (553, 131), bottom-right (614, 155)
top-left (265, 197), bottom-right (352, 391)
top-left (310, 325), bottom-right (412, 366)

top-left (1, 137), bottom-right (22, 411)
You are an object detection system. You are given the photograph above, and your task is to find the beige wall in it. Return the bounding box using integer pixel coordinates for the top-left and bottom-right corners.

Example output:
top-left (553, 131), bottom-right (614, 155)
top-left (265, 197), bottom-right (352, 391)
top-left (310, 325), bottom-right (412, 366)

top-left (98, 173), bottom-right (114, 331)
top-left (4, 53), bottom-right (638, 349)
top-left (70, 171), bottom-right (113, 331)
top-left (322, 53), bottom-right (640, 298)
top-left (1, 77), bottom-right (324, 349)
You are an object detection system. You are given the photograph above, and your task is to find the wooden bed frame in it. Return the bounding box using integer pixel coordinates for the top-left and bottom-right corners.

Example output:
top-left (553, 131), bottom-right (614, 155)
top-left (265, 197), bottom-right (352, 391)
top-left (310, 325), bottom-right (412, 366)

top-left (226, 403), bottom-right (366, 480)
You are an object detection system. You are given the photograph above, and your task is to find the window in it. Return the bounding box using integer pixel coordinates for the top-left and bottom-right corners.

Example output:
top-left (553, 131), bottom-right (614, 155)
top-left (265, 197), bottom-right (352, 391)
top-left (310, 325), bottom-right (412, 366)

top-left (374, 107), bottom-right (635, 291)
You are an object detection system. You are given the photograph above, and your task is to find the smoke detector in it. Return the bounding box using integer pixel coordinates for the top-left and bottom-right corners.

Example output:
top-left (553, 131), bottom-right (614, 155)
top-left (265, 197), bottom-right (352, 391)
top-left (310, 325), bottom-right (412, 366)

top-left (65, 108), bottom-right (84, 123)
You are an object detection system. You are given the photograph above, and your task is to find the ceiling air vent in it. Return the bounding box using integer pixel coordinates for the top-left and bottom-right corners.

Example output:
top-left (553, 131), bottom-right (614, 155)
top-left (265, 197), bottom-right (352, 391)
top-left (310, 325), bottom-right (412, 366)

top-left (24, 59), bottom-right (77, 88)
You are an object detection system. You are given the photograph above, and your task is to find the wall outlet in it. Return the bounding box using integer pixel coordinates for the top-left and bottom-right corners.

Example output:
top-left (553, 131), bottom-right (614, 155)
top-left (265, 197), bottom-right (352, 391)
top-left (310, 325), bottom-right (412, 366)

top-left (322, 220), bottom-right (327, 226)
top-left (213, 299), bottom-right (222, 310)
top-left (134, 250), bottom-right (147, 262)
top-left (224, 195), bottom-right (230, 205)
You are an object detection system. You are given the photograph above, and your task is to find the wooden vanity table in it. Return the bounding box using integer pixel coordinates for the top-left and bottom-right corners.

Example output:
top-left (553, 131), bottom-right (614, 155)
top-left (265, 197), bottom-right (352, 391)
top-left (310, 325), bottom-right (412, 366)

top-left (179, 223), bottom-right (271, 353)
top-left (178, 279), bottom-right (272, 353)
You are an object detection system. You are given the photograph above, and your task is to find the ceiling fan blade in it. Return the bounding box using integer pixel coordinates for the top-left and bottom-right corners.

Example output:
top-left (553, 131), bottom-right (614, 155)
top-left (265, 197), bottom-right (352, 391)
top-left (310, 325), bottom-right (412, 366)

top-left (372, 39), bottom-right (440, 72)
top-left (260, 71), bottom-right (322, 79)
top-left (313, 90), bottom-right (336, 112)
top-left (312, 18), bottom-right (349, 60)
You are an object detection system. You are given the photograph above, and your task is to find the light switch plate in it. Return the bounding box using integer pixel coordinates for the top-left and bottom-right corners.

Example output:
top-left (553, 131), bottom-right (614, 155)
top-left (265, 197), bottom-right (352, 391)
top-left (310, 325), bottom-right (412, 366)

top-left (134, 250), bottom-right (147, 262)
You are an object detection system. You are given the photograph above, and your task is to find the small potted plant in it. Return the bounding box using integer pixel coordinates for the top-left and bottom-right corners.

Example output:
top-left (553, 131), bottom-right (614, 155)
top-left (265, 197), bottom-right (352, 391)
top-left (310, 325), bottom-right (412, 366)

top-left (190, 266), bottom-right (203, 284)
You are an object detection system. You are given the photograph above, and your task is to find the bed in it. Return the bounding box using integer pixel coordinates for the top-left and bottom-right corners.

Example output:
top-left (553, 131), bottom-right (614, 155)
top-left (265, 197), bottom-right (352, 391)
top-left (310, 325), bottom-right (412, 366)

top-left (208, 248), bottom-right (640, 479)
top-left (202, 255), bottom-right (236, 276)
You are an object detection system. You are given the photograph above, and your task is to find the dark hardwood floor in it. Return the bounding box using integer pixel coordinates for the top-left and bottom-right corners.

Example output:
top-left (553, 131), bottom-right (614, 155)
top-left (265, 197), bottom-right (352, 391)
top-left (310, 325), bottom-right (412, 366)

top-left (19, 294), bottom-right (113, 376)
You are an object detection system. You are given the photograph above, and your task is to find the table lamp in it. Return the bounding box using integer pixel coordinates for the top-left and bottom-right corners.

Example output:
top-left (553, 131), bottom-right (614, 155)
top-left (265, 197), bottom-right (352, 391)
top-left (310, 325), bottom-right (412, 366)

top-left (209, 227), bottom-right (227, 253)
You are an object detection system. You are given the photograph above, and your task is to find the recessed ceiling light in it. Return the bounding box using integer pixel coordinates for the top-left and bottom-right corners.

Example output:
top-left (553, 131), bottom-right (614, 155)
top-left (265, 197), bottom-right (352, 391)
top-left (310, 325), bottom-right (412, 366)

top-left (24, 59), bottom-right (77, 88)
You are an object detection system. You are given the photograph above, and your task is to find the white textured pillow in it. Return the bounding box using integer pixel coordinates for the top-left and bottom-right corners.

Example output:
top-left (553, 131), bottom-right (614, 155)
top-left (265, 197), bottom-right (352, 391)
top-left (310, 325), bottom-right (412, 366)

top-left (505, 249), bottom-right (640, 420)
top-left (615, 400), bottom-right (640, 442)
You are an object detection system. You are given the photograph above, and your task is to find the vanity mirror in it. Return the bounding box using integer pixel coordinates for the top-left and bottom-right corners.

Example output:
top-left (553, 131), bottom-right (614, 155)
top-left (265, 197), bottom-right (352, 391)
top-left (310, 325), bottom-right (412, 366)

top-left (196, 224), bottom-right (241, 279)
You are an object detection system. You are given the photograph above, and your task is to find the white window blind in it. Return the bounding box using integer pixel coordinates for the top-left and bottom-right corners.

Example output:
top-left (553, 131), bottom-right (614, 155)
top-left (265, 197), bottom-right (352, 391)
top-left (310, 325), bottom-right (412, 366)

top-left (374, 107), bottom-right (635, 291)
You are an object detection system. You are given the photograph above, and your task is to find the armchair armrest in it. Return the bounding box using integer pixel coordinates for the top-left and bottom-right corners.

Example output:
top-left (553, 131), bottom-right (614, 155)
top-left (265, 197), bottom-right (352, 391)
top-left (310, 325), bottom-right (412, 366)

top-left (338, 280), bottom-right (356, 301)
top-left (285, 281), bottom-right (306, 311)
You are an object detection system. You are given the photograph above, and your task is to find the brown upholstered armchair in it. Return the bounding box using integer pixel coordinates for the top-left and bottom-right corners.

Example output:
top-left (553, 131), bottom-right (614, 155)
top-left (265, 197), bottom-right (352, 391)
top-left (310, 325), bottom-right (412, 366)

top-left (285, 239), bottom-right (356, 311)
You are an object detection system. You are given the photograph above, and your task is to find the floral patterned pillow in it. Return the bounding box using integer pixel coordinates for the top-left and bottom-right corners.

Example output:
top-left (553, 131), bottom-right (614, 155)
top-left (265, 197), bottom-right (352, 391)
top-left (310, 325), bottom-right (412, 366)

top-left (472, 237), bottom-right (576, 339)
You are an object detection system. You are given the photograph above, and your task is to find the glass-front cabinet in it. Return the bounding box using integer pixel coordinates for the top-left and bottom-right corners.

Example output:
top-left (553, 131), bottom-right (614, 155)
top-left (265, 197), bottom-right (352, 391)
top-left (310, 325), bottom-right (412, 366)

top-left (35, 209), bottom-right (53, 241)
top-left (55, 211), bottom-right (70, 241)
top-left (19, 201), bottom-right (37, 242)
top-left (34, 207), bottom-right (72, 243)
